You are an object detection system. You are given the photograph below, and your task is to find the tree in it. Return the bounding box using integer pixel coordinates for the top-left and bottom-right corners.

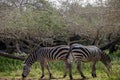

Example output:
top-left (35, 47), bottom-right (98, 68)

top-left (0, 0), bottom-right (67, 59)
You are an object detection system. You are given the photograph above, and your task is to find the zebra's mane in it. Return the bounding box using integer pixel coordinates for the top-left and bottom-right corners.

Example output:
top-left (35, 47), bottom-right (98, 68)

top-left (23, 52), bottom-right (37, 66)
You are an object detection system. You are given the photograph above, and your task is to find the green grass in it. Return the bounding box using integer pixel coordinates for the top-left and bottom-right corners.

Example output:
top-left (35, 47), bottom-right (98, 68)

top-left (0, 55), bottom-right (120, 80)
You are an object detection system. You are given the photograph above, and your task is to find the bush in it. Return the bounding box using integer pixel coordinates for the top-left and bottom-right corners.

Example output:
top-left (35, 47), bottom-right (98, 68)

top-left (113, 50), bottom-right (120, 57)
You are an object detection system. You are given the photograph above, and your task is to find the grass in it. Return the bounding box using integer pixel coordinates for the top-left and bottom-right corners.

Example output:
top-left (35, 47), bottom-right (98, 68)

top-left (0, 54), bottom-right (120, 80)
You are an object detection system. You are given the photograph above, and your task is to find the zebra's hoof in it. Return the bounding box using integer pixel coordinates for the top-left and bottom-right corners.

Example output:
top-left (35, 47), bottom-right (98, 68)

top-left (81, 75), bottom-right (86, 79)
top-left (70, 78), bottom-right (73, 80)
top-left (50, 74), bottom-right (55, 79)
top-left (92, 73), bottom-right (97, 78)
top-left (63, 74), bottom-right (67, 78)
top-left (40, 75), bottom-right (44, 79)
top-left (70, 76), bottom-right (73, 80)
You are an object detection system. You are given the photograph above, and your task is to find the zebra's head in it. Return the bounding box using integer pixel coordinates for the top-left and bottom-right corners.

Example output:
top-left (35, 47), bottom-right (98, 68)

top-left (22, 64), bottom-right (30, 78)
top-left (101, 53), bottom-right (111, 72)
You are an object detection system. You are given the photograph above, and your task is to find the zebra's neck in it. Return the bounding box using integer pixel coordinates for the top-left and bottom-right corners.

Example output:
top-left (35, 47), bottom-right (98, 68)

top-left (100, 52), bottom-right (107, 62)
top-left (24, 52), bottom-right (37, 67)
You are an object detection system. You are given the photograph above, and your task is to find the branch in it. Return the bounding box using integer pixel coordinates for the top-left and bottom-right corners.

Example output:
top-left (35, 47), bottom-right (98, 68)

top-left (92, 26), bottom-right (103, 45)
top-left (0, 51), bottom-right (26, 61)
top-left (100, 38), bottom-right (120, 50)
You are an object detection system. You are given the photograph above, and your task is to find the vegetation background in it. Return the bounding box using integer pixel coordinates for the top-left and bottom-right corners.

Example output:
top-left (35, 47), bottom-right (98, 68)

top-left (0, 0), bottom-right (120, 80)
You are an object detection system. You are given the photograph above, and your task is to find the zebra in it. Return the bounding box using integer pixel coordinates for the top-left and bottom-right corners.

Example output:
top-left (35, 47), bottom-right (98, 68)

top-left (22, 45), bottom-right (73, 80)
top-left (67, 43), bottom-right (111, 79)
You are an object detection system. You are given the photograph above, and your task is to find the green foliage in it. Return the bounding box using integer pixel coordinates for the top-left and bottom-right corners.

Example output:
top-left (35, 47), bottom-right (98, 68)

top-left (0, 57), bottom-right (22, 77)
top-left (0, 57), bottom-right (22, 72)
top-left (113, 50), bottom-right (120, 57)
top-left (108, 56), bottom-right (120, 80)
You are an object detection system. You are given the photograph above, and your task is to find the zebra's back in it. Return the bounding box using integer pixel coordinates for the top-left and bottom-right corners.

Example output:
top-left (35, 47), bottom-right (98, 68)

top-left (71, 44), bottom-right (101, 62)
top-left (36, 45), bottom-right (70, 62)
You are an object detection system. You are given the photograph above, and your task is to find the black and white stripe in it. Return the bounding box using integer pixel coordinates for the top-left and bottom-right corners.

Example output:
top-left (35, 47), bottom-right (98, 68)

top-left (22, 45), bottom-right (72, 80)
top-left (68, 43), bottom-right (111, 79)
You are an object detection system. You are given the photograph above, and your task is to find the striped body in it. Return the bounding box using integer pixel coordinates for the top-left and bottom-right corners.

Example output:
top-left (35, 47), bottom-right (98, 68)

top-left (70, 44), bottom-right (102, 62)
top-left (68, 44), bottom-right (111, 79)
top-left (22, 45), bottom-right (73, 80)
top-left (37, 46), bottom-right (69, 61)
top-left (24, 45), bottom-right (69, 66)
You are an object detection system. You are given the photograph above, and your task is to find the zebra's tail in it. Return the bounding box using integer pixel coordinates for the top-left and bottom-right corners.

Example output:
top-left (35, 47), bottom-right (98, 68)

top-left (66, 45), bottom-right (74, 63)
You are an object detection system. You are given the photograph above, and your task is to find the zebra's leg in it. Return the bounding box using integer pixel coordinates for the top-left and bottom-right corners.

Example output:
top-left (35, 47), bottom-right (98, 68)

top-left (45, 63), bottom-right (55, 79)
top-left (68, 63), bottom-right (73, 80)
top-left (77, 62), bottom-right (86, 79)
top-left (63, 61), bottom-right (68, 78)
top-left (63, 61), bottom-right (73, 80)
top-left (92, 61), bottom-right (97, 78)
top-left (40, 62), bottom-right (45, 79)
